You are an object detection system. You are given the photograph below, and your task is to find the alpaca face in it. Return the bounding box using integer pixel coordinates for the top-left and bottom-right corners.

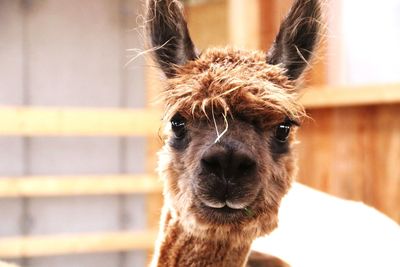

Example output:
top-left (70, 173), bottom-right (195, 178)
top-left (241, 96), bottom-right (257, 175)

top-left (148, 0), bottom-right (321, 239)
top-left (162, 109), bottom-right (296, 226)
top-left (157, 48), bottom-right (301, 238)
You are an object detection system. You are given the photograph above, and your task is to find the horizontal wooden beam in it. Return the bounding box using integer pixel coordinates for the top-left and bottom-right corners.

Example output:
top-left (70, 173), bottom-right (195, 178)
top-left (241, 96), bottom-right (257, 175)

top-left (1, 84), bottom-right (398, 137)
top-left (0, 175), bottom-right (163, 197)
top-left (0, 107), bottom-right (162, 136)
top-left (0, 231), bottom-right (158, 259)
top-left (301, 84), bottom-right (400, 109)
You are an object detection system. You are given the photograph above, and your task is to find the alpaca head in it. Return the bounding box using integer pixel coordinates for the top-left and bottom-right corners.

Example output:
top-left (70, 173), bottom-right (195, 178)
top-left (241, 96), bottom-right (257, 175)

top-left (147, 0), bottom-right (321, 241)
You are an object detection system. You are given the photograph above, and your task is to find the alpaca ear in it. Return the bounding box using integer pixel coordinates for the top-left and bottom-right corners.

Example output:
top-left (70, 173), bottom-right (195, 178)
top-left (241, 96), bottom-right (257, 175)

top-left (267, 0), bottom-right (321, 80)
top-left (147, 0), bottom-right (197, 78)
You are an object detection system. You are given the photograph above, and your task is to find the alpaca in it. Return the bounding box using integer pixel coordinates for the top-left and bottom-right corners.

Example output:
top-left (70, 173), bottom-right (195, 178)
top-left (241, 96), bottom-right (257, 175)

top-left (146, 0), bottom-right (321, 266)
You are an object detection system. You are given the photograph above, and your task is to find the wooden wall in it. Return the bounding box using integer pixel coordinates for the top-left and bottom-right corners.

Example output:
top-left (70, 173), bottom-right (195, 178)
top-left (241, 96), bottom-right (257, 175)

top-left (298, 106), bottom-right (400, 222)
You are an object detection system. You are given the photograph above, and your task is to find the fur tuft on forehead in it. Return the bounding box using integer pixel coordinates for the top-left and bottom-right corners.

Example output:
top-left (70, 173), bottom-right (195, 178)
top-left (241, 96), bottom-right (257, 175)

top-left (160, 47), bottom-right (306, 127)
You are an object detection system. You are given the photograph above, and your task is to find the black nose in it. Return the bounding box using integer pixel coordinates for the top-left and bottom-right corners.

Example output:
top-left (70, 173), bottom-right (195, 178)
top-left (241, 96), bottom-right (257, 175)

top-left (200, 146), bottom-right (256, 181)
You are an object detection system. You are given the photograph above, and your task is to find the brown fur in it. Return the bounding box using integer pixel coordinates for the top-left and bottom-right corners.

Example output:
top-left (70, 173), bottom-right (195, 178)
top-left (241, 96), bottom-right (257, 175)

top-left (147, 0), bottom-right (321, 266)
top-left (152, 211), bottom-right (252, 267)
top-left (161, 48), bottom-right (305, 127)
top-left (247, 251), bottom-right (290, 267)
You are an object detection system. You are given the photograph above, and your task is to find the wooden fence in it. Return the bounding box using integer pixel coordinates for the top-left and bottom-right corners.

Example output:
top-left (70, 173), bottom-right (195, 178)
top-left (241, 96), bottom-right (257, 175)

top-left (0, 106), bottom-right (162, 259)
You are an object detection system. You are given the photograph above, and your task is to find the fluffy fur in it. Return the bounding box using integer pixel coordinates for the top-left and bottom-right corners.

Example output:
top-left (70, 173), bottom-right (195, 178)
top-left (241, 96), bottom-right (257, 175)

top-left (147, 0), bottom-right (321, 266)
top-left (162, 48), bottom-right (305, 127)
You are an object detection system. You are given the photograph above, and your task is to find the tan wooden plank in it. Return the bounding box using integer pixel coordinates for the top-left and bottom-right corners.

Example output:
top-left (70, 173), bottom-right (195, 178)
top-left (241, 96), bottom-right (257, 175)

top-left (187, 0), bottom-right (229, 49)
top-left (0, 107), bottom-right (161, 136)
top-left (368, 105), bottom-right (400, 222)
top-left (298, 105), bottom-right (400, 224)
top-left (258, 0), bottom-right (278, 51)
top-left (0, 175), bottom-right (162, 197)
top-left (0, 231), bottom-right (158, 259)
top-left (301, 84), bottom-right (400, 108)
top-left (297, 109), bottom-right (335, 192)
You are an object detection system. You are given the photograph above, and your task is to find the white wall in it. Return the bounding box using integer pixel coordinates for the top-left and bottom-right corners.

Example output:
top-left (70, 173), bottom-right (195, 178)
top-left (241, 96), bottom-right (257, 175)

top-left (340, 0), bottom-right (400, 84)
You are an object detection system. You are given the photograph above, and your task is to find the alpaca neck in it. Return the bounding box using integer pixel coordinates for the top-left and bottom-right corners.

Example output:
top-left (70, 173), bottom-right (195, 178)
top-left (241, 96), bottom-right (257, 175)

top-left (151, 209), bottom-right (252, 267)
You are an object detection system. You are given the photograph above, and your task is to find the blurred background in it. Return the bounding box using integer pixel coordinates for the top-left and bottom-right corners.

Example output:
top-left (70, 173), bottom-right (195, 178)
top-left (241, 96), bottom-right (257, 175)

top-left (0, 0), bottom-right (399, 266)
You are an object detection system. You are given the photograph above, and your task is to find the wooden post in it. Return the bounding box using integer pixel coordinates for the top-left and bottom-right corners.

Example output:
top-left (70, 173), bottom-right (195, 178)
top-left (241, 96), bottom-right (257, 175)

top-left (186, 0), bottom-right (229, 49)
top-left (228, 0), bottom-right (260, 49)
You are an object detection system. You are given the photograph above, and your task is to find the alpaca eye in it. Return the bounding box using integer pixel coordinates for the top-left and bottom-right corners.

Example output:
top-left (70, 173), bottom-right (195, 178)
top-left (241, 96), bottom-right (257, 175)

top-left (274, 124), bottom-right (291, 142)
top-left (171, 114), bottom-right (186, 139)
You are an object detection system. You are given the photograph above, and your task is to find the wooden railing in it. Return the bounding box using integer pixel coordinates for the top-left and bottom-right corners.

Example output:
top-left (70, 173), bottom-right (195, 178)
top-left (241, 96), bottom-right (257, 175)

top-left (301, 84), bottom-right (400, 108)
top-left (0, 107), bottom-right (163, 259)
top-left (0, 175), bottom-right (162, 197)
top-left (0, 84), bottom-right (399, 259)
top-left (0, 107), bottom-right (161, 136)
top-left (0, 231), bottom-right (158, 258)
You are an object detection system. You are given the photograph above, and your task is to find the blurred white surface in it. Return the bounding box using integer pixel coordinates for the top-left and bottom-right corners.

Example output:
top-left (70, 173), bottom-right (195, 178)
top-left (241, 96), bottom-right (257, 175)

top-left (341, 0), bottom-right (400, 84)
top-left (252, 183), bottom-right (400, 267)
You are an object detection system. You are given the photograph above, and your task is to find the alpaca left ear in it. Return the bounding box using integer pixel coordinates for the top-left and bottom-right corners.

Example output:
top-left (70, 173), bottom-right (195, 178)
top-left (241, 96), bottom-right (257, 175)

top-left (147, 0), bottom-right (197, 78)
top-left (267, 0), bottom-right (321, 80)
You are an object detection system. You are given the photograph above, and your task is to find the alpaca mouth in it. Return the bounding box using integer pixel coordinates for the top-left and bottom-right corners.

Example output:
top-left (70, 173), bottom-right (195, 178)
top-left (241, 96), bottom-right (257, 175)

top-left (202, 199), bottom-right (248, 210)
top-left (192, 185), bottom-right (260, 223)
top-left (196, 197), bottom-right (256, 223)
top-left (205, 204), bottom-right (243, 214)
top-left (200, 201), bottom-right (245, 216)
top-left (192, 183), bottom-right (260, 223)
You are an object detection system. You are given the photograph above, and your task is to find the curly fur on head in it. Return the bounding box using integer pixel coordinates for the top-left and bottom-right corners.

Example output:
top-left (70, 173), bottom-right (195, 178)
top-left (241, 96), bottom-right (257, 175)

top-left (161, 47), bottom-right (306, 128)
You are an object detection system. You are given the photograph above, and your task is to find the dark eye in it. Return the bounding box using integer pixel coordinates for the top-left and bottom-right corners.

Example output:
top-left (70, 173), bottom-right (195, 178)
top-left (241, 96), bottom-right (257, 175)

top-left (171, 114), bottom-right (186, 139)
top-left (274, 124), bottom-right (291, 142)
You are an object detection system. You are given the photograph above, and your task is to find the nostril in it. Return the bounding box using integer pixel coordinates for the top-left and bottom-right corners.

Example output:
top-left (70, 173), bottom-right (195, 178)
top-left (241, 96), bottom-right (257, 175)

top-left (201, 156), bottom-right (222, 176)
top-left (235, 157), bottom-right (257, 177)
top-left (201, 149), bottom-right (257, 180)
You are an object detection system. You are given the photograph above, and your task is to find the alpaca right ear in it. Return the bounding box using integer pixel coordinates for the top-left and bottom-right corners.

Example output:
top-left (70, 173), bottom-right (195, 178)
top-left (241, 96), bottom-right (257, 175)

top-left (267, 0), bottom-right (321, 80)
top-left (146, 0), bottom-right (197, 78)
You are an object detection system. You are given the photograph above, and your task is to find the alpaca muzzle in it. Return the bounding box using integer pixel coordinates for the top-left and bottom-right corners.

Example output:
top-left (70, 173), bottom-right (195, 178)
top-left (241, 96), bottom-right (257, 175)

top-left (195, 142), bottom-right (261, 212)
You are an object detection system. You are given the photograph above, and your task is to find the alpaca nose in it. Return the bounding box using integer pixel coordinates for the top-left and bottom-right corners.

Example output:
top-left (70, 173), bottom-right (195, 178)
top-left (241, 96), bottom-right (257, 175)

top-left (200, 146), bottom-right (256, 181)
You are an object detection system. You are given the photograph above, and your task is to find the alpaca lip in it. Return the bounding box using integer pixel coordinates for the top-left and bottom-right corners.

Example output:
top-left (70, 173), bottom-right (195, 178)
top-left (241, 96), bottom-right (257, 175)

top-left (226, 200), bottom-right (247, 209)
top-left (201, 199), bottom-right (226, 209)
top-left (202, 203), bottom-right (243, 214)
top-left (203, 202), bottom-right (244, 211)
top-left (199, 197), bottom-right (247, 210)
